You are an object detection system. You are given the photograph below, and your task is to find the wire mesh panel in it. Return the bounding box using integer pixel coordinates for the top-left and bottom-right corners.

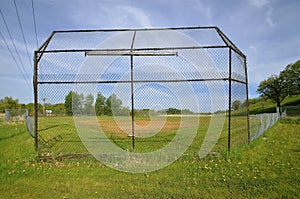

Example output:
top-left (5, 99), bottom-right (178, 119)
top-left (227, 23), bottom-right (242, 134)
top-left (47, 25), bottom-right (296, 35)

top-left (230, 82), bottom-right (248, 148)
top-left (34, 27), bottom-right (248, 159)
top-left (250, 112), bottom-right (279, 141)
top-left (4, 109), bottom-right (28, 123)
top-left (229, 49), bottom-right (249, 149)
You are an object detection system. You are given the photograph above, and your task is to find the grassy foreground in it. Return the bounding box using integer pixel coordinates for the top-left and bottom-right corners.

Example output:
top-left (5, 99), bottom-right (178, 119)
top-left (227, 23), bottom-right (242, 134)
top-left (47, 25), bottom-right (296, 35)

top-left (0, 117), bottom-right (299, 198)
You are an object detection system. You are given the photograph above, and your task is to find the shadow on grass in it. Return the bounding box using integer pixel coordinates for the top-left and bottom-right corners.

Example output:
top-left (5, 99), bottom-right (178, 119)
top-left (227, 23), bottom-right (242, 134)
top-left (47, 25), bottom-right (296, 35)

top-left (0, 130), bottom-right (24, 141)
top-left (39, 123), bottom-right (70, 132)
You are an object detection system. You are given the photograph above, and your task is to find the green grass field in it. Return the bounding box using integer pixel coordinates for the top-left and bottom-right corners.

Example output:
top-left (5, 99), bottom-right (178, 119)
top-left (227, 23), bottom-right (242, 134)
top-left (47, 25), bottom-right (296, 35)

top-left (36, 114), bottom-right (248, 156)
top-left (0, 114), bottom-right (299, 198)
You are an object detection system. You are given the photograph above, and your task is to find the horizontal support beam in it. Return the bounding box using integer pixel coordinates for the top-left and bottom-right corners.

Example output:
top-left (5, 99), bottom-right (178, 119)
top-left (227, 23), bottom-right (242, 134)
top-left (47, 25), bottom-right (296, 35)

top-left (54, 26), bottom-right (219, 34)
top-left (36, 45), bottom-right (229, 54)
top-left (85, 51), bottom-right (178, 56)
top-left (38, 78), bottom-right (247, 84)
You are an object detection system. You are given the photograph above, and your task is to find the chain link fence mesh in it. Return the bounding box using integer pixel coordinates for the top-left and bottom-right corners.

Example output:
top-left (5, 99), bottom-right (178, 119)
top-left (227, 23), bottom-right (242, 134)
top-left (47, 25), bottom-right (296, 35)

top-left (5, 109), bottom-right (28, 123)
top-left (250, 112), bottom-right (279, 141)
top-left (35, 27), bottom-right (249, 158)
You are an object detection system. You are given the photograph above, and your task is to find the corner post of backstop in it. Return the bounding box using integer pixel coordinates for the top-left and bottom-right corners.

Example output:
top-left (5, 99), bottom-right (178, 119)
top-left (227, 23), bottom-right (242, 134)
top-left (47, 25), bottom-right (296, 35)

top-left (228, 48), bottom-right (232, 153)
top-left (33, 51), bottom-right (38, 151)
top-left (244, 56), bottom-right (250, 144)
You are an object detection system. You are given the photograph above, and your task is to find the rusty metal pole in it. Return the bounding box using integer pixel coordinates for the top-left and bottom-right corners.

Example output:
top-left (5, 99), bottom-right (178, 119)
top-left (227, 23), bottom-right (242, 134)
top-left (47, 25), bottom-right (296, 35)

top-left (34, 51), bottom-right (38, 151)
top-left (228, 48), bottom-right (232, 153)
top-left (130, 31), bottom-right (137, 152)
top-left (130, 55), bottom-right (135, 151)
top-left (244, 56), bottom-right (251, 144)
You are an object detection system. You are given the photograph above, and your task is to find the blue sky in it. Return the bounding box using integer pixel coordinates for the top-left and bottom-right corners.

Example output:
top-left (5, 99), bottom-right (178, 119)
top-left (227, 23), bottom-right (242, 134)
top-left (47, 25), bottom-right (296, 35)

top-left (0, 0), bottom-right (300, 103)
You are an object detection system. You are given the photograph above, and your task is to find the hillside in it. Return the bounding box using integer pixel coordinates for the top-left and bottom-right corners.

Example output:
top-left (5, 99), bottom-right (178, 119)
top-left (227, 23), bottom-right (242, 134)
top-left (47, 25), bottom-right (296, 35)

top-left (232, 94), bottom-right (300, 116)
top-left (248, 94), bottom-right (300, 115)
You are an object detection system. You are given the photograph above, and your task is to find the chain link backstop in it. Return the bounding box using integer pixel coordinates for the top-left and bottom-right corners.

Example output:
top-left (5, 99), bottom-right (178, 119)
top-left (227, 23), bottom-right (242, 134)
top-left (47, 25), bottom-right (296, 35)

top-left (34, 27), bottom-right (249, 158)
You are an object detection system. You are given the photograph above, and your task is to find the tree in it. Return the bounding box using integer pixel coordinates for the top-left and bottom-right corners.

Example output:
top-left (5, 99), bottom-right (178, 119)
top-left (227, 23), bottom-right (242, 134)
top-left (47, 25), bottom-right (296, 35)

top-left (25, 103), bottom-right (34, 116)
top-left (65, 92), bottom-right (73, 116)
top-left (104, 94), bottom-right (123, 116)
top-left (257, 75), bottom-right (287, 110)
top-left (280, 60), bottom-right (300, 96)
top-left (257, 60), bottom-right (300, 113)
top-left (83, 94), bottom-right (94, 115)
top-left (95, 93), bottom-right (106, 116)
top-left (232, 100), bottom-right (241, 110)
top-left (65, 91), bottom-right (84, 116)
top-left (52, 103), bottom-right (66, 115)
top-left (166, 108), bottom-right (181, 114)
top-left (25, 102), bottom-right (43, 116)
top-left (0, 96), bottom-right (19, 112)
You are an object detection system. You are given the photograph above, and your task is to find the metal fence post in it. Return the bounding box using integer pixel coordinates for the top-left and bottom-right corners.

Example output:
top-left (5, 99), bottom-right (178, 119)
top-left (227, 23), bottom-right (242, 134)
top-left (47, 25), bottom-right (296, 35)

top-left (34, 51), bottom-right (38, 151)
top-left (244, 56), bottom-right (250, 144)
top-left (130, 31), bottom-right (137, 152)
top-left (228, 48), bottom-right (232, 153)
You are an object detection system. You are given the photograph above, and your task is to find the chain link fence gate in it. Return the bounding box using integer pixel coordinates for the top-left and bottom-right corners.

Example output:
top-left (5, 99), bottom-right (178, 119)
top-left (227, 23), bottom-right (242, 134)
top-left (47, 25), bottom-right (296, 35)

top-left (34, 27), bottom-right (249, 159)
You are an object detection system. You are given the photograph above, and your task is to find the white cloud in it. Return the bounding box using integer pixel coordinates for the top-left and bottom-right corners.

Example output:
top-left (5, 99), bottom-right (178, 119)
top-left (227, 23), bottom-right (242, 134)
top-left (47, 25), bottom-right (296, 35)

top-left (65, 2), bottom-right (152, 28)
top-left (104, 5), bottom-right (152, 28)
top-left (265, 8), bottom-right (276, 27)
top-left (247, 0), bottom-right (275, 27)
top-left (119, 6), bottom-right (152, 27)
top-left (248, 0), bottom-right (269, 8)
top-left (249, 45), bottom-right (257, 54)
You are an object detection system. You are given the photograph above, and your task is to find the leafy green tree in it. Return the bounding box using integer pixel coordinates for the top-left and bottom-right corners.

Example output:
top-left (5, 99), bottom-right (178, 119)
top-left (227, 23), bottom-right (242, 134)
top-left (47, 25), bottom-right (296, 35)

top-left (280, 60), bottom-right (300, 96)
top-left (65, 92), bottom-right (73, 116)
top-left (95, 93), bottom-right (127, 116)
top-left (257, 75), bottom-right (287, 110)
top-left (95, 93), bottom-right (106, 116)
top-left (104, 97), bottom-right (111, 115)
top-left (52, 103), bottom-right (66, 115)
top-left (65, 91), bottom-right (84, 116)
top-left (84, 94), bottom-right (94, 115)
top-left (104, 94), bottom-right (123, 116)
top-left (25, 103), bottom-right (34, 116)
top-left (0, 99), bottom-right (5, 113)
top-left (257, 60), bottom-right (300, 112)
top-left (232, 100), bottom-right (241, 110)
top-left (25, 102), bottom-right (43, 116)
top-left (166, 108), bottom-right (181, 114)
top-left (0, 96), bottom-right (19, 112)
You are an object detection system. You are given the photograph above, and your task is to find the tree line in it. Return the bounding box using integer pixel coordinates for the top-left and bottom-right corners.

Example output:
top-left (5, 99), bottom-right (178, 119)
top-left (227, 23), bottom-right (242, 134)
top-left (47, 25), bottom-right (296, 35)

top-left (64, 92), bottom-right (129, 116)
top-left (0, 93), bottom-right (195, 117)
top-left (0, 97), bottom-right (37, 116)
top-left (64, 92), bottom-right (194, 116)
